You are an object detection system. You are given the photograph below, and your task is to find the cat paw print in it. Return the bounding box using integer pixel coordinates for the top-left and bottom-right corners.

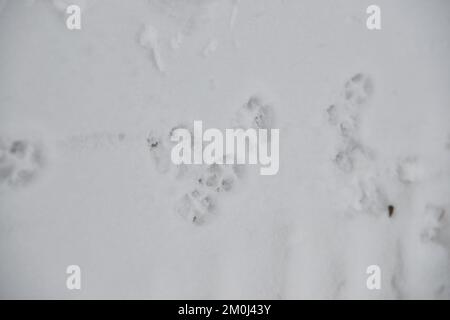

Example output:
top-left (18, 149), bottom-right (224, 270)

top-left (326, 104), bottom-right (359, 139)
top-left (327, 73), bottom-right (388, 217)
top-left (147, 123), bottom-right (192, 178)
top-left (147, 130), bottom-right (169, 173)
top-left (327, 73), bottom-right (375, 174)
top-left (233, 95), bottom-right (275, 130)
top-left (175, 160), bottom-right (242, 225)
top-left (343, 73), bottom-right (374, 106)
top-left (420, 204), bottom-right (446, 243)
top-left (327, 73), bottom-right (374, 137)
top-left (333, 138), bottom-right (373, 174)
top-left (163, 93), bottom-right (276, 225)
top-left (0, 137), bottom-right (45, 188)
top-left (175, 188), bottom-right (217, 225)
top-left (197, 161), bottom-right (240, 193)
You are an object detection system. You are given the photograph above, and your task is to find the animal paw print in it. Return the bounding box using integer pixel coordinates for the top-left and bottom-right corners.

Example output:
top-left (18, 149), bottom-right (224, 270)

top-left (343, 73), bottom-right (374, 106)
top-left (156, 93), bottom-right (276, 225)
top-left (175, 188), bottom-right (217, 225)
top-left (327, 73), bottom-right (375, 174)
top-left (147, 123), bottom-right (192, 177)
top-left (233, 95), bottom-right (275, 130)
top-left (420, 204), bottom-right (445, 242)
top-left (326, 104), bottom-right (360, 139)
top-left (175, 160), bottom-right (241, 225)
top-left (333, 142), bottom-right (372, 174)
top-left (0, 137), bottom-right (45, 188)
top-left (197, 161), bottom-right (240, 193)
top-left (334, 149), bottom-right (354, 173)
top-left (327, 73), bottom-right (373, 136)
top-left (327, 73), bottom-right (388, 217)
top-left (147, 130), bottom-right (169, 173)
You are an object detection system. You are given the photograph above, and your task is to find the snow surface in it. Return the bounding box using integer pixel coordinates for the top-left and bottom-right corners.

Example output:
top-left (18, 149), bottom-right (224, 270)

top-left (0, 0), bottom-right (449, 299)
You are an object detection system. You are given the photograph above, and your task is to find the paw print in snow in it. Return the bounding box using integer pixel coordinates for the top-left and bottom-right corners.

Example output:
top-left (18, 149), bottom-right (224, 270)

top-left (343, 73), bottom-right (374, 106)
top-left (233, 95), bottom-right (275, 130)
top-left (175, 188), bottom-right (217, 225)
top-left (0, 137), bottom-right (45, 188)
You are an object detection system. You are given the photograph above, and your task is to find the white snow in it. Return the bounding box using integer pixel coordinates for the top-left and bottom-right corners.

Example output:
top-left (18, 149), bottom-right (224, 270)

top-left (229, 0), bottom-right (240, 30)
top-left (0, 0), bottom-right (449, 299)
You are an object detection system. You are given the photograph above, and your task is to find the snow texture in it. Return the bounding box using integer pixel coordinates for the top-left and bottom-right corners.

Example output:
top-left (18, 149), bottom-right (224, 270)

top-left (0, 0), bottom-right (449, 299)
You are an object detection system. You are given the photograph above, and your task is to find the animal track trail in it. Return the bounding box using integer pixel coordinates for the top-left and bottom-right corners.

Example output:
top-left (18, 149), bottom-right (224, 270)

top-left (148, 93), bottom-right (276, 225)
top-left (400, 202), bottom-right (450, 298)
top-left (327, 73), bottom-right (374, 141)
top-left (0, 130), bottom-right (142, 192)
top-left (175, 159), bottom-right (243, 225)
top-left (233, 95), bottom-right (275, 131)
top-left (324, 71), bottom-right (413, 297)
top-left (326, 73), bottom-right (375, 176)
top-left (326, 73), bottom-right (389, 216)
top-left (420, 204), bottom-right (446, 243)
top-left (175, 188), bottom-right (217, 225)
top-left (327, 74), bottom-right (450, 297)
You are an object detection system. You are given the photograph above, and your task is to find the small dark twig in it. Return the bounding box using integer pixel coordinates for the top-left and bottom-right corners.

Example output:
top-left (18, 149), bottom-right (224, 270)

top-left (388, 205), bottom-right (395, 217)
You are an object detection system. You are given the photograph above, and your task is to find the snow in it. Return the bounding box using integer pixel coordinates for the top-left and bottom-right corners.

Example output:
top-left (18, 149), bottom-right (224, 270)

top-left (202, 38), bottom-right (219, 57)
top-left (139, 23), bottom-right (165, 73)
top-left (0, 0), bottom-right (449, 299)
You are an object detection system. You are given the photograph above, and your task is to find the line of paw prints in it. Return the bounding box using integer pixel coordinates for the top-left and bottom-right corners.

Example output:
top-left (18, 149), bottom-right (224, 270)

top-left (420, 204), bottom-right (446, 243)
top-left (148, 94), bottom-right (275, 225)
top-left (326, 73), bottom-right (374, 173)
top-left (327, 74), bottom-right (449, 230)
top-left (0, 137), bottom-right (45, 189)
top-left (147, 127), bottom-right (242, 225)
top-left (326, 73), bottom-right (389, 216)
top-left (326, 73), bottom-right (374, 138)
top-left (147, 123), bottom-right (193, 178)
